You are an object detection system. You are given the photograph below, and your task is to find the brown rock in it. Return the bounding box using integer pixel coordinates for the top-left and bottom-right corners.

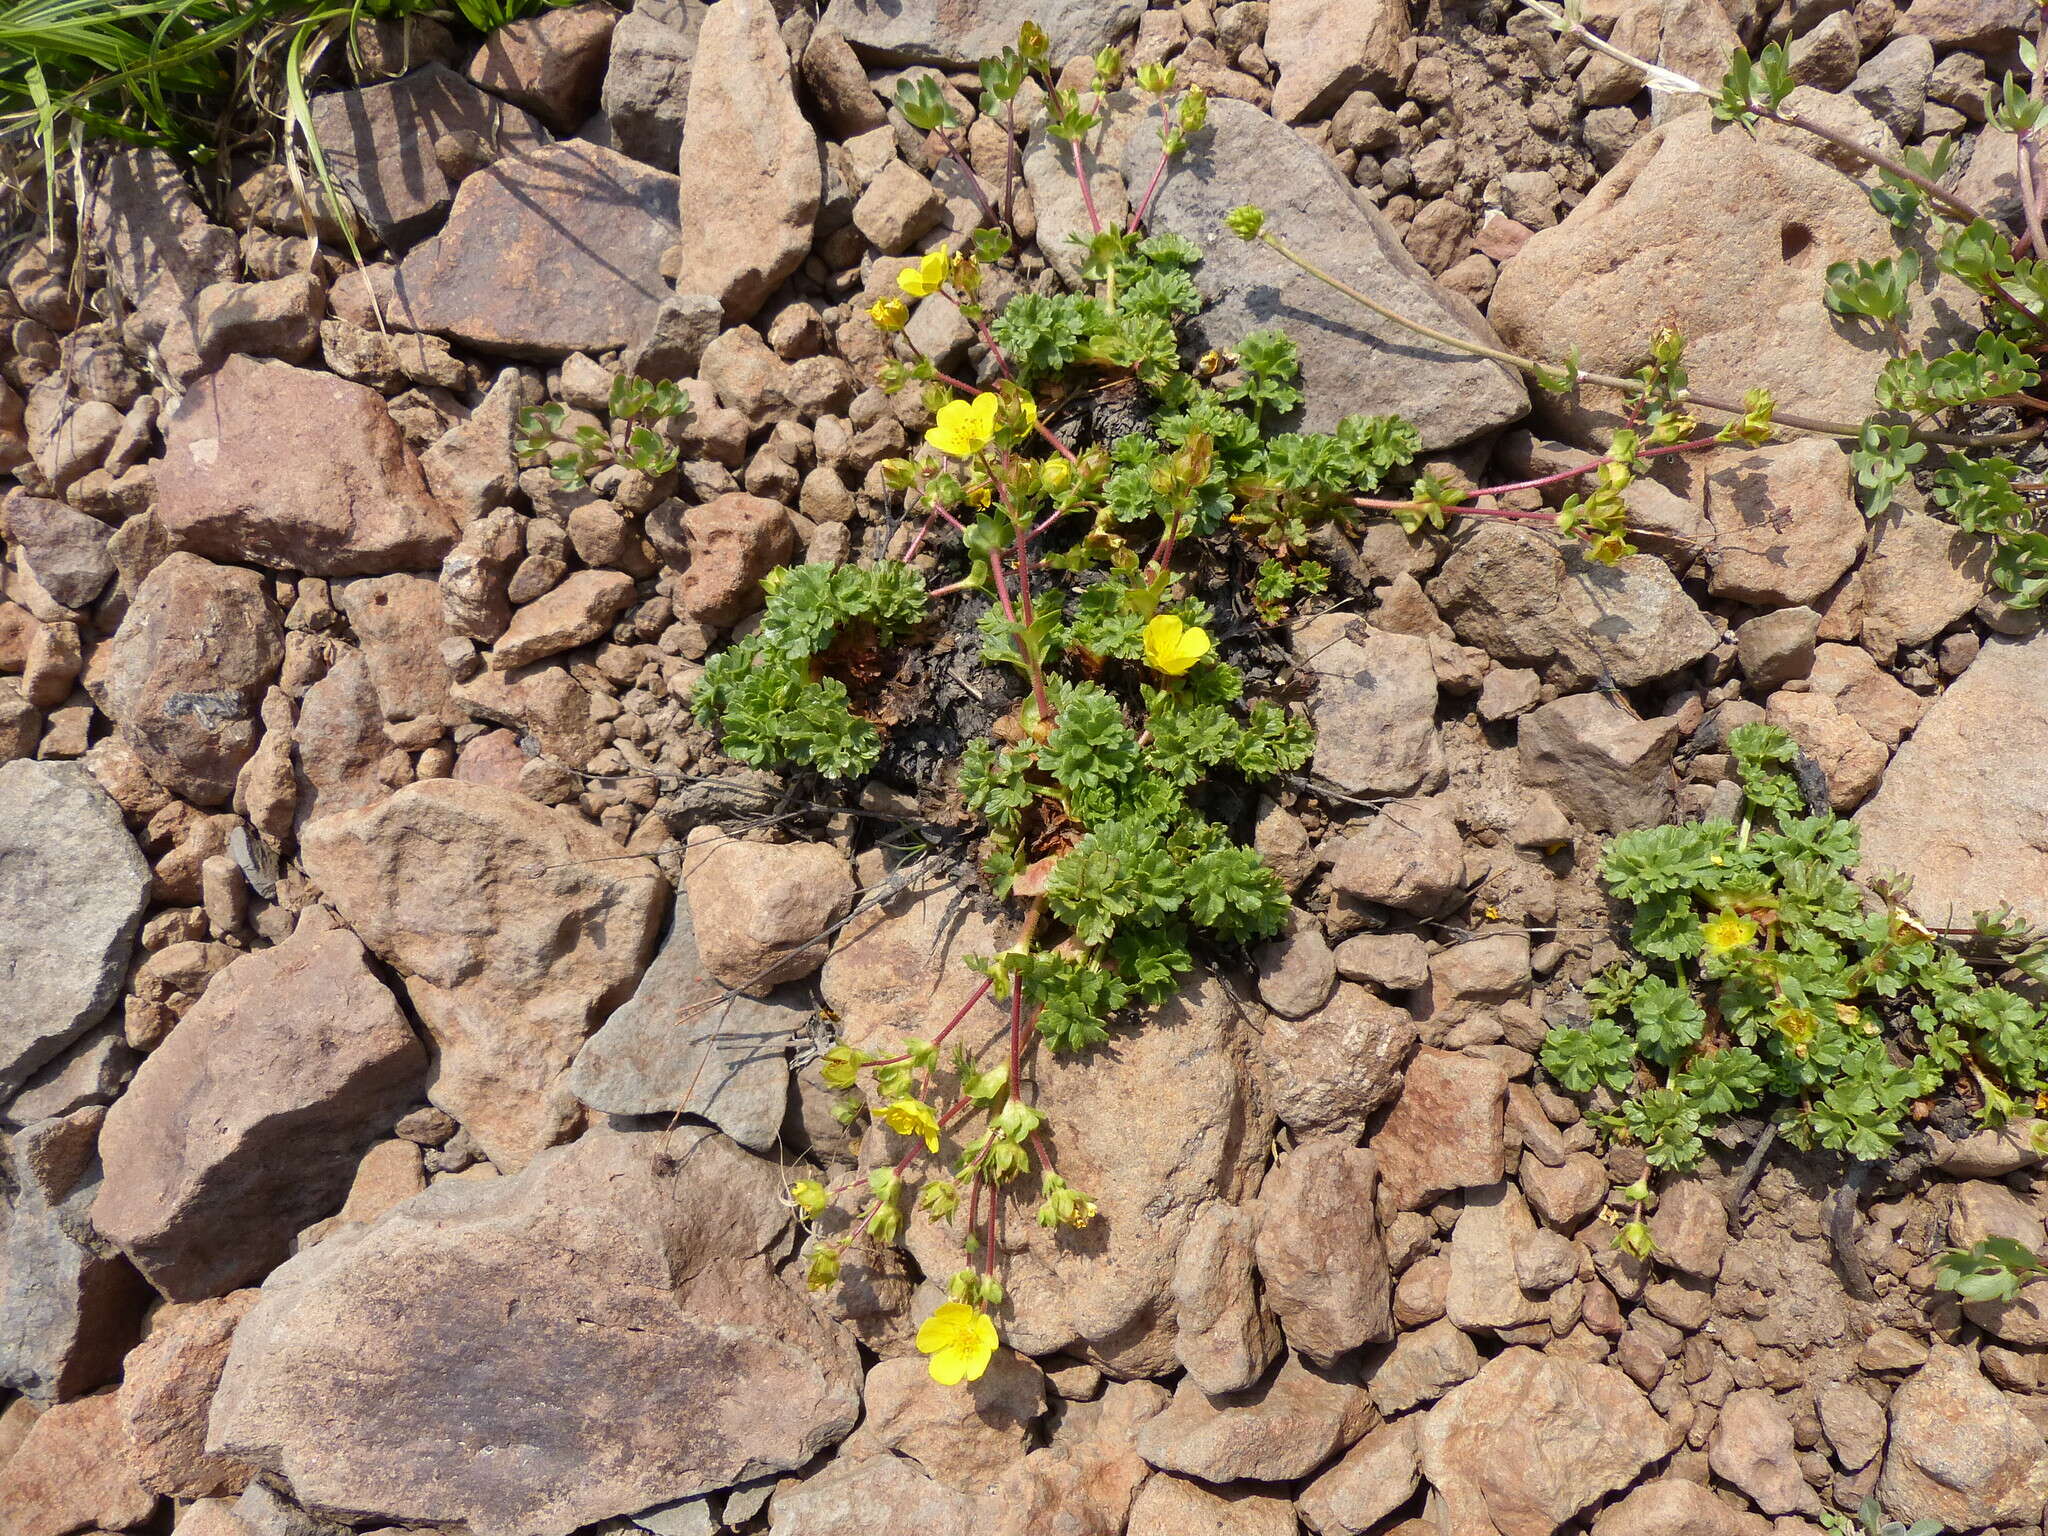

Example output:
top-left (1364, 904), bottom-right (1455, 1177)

top-left (859, 1350), bottom-right (1046, 1492)
top-left (1648, 1177), bottom-right (1729, 1279)
top-left (1591, 1478), bottom-right (1771, 1536)
top-left (767, 1452), bottom-right (989, 1536)
top-left (683, 831), bottom-right (855, 993)
top-left (1857, 505), bottom-right (1989, 659)
top-left (1259, 982), bottom-right (1416, 1138)
top-left (396, 141), bottom-right (679, 359)
top-left (1816, 1380), bottom-right (1886, 1472)
top-left (1710, 1388), bottom-right (1822, 1516)
top-left (1702, 439), bottom-right (1867, 607)
top-left (335, 574), bottom-right (459, 725)
top-left (1128, 1473), bottom-right (1298, 1536)
top-left (1417, 1348), bottom-right (1671, 1536)
top-left (116, 1291), bottom-right (258, 1497)
top-left (1173, 1204), bottom-right (1282, 1395)
top-left (1375, 1047), bottom-right (1508, 1211)
top-left (155, 357), bottom-right (459, 577)
top-left (84, 150), bottom-right (237, 336)
top-left (0, 1391), bottom-right (156, 1536)
top-left (1518, 691), bottom-right (1682, 833)
top-left (3, 491), bottom-right (113, 613)
top-left (88, 554), bottom-right (282, 807)
top-left (466, 2), bottom-right (617, 131)
top-left (1445, 1183), bottom-right (1548, 1333)
top-left (449, 659), bottom-right (608, 770)
top-left (1367, 1316), bottom-right (1480, 1415)
top-left (1291, 615), bottom-right (1444, 797)
top-left (1522, 1150), bottom-right (1611, 1229)
top-left (1808, 641), bottom-right (1925, 745)
top-left (1135, 1354), bottom-right (1377, 1483)
top-left (291, 652), bottom-right (396, 827)
top-left (209, 1126), bottom-right (861, 1536)
top-left (1765, 690), bottom-right (1887, 811)
top-left (673, 0), bottom-right (820, 323)
top-left (673, 492), bottom-right (796, 625)
top-left (1298, 1417), bottom-right (1421, 1535)
top-left (1875, 1343), bottom-right (2048, 1528)
top-left (1268, 0), bottom-right (1409, 122)
top-left (489, 569), bottom-right (636, 670)
top-left (92, 925), bottom-right (426, 1300)
top-left (1254, 1139), bottom-right (1392, 1366)
top-left (1328, 796), bottom-right (1465, 913)
top-left (299, 781), bottom-right (667, 1169)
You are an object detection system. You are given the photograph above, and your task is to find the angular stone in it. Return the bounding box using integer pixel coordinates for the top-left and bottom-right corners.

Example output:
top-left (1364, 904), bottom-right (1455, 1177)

top-left (155, 356), bottom-right (459, 577)
top-left (1292, 615), bottom-right (1443, 797)
top-left (673, 491), bottom-right (796, 626)
top-left (1126, 99), bottom-right (1524, 448)
top-left (1519, 692), bottom-right (1682, 833)
top-left (859, 1350), bottom-right (1045, 1492)
top-left (768, 1452), bottom-right (988, 1536)
top-left (1128, 1474), bottom-right (1297, 1536)
top-left (1259, 983), bottom-right (1415, 1138)
top-left (1710, 1388), bottom-right (1821, 1516)
top-left (1367, 1317), bottom-right (1481, 1416)
top-left (449, 660), bottom-right (607, 770)
top-left (1857, 631), bottom-right (2048, 926)
top-left (821, 0), bottom-right (1145, 66)
top-left (466, 2), bottom-right (617, 132)
top-left (3, 491), bottom-right (113, 612)
top-left (0, 763), bottom-right (149, 1094)
top-left (489, 569), bottom-right (636, 670)
top-left (1816, 1380), bottom-right (1887, 1472)
top-left (209, 1126), bottom-right (861, 1536)
top-left (291, 653), bottom-right (396, 829)
top-left (1, 1109), bottom-right (148, 1404)
top-left (396, 141), bottom-right (679, 359)
top-left (0, 1390), bottom-right (156, 1536)
top-left (1297, 1418), bottom-right (1421, 1536)
top-left (308, 64), bottom-right (548, 247)
top-left (300, 781), bottom-right (667, 1169)
top-left (1857, 505), bottom-right (1988, 659)
top-left (603, 1), bottom-right (709, 168)
top-left (1417, 1349), bottom-right (1670, 1536)
top-left (1590, 1478), bottom-right (1771, 1536)
top-left (334, 573), bottom-right (458, 728)
top-left (1328, 796), bottom-right (1465, 914)
top-left (1648, 1178), bottom-right (1728, 1280)
top-left (1491, 110), bottom-right (1973, 441)
top-left (1430, 521), bottom-right (1717, 690)
top-left (1702, 439), bottom-right (1867, 608)
top-left (1254, 1139), bottom-right (1391, 1366)
top-left (84, 150), bottom-right (238, 334)
top-left (1268, 0), bottom-right (1409, 123)
top-left (1375, 1048), bottom-right (1508, 1211)
top-left (93, 926), bottom-right (426, 1300)
top-left (673, 0), bottom-right (820, 323)
top-left (117, 1291), bottom-right (259, 1497)
top-left (1136, 1354), bottom-right (1377, 1483)
top-left (1875, 1343), bottom-right (2048, 1529)
top-left (1173, 1204), bottom-right (1282, 1396)
top-left (684, 832), bottom-right (856, 994)
top-left (567, 891), bottom-right (799, 1152)
top-left (1766, 690), bottom-right (1886, 812)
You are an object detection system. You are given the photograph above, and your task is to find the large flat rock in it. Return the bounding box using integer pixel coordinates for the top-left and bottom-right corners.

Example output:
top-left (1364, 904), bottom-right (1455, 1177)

top-left (395, 140), bottom-right (679, 359)
top-left (822, 0), bottom-right (1144, 66)
top-left (0, 762), bottom-right (150, 1093)
top-left (1126, 97), bottom-right (1528, 450)
top-left (209, 1125), bottom-right (860, 1536)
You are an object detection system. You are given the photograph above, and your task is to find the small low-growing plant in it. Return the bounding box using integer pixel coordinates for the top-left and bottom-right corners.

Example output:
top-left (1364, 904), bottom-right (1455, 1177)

top-left (514, 373), bottom-right (691, 491)
top-left (1934, 1236), bottom-right (2048, 1303)
top-left (1818, 1497), bottom-right (1944, 1536)
top-left (1542, 722), bottom-right (2048, 1183)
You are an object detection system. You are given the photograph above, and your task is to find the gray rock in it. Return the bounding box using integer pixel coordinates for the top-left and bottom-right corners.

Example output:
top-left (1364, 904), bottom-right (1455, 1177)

top-left (567, 895), bottom-right (798, 1152)
top-left (2, 1030), bottom-right (134, 1128)
top-left (3, 491), bottom-right (114, 612)
top-left (0, 762), bottom-right (150, 1092)
top-left (1851, 34), bottom-right (1934, 142)
top-left (822, 0), bottom-right (1146, 66)
top-left (1292, 614), bottom-right (1444, 797)
top-left (1123, 98), bottom-right (1527, 450)
top-left (1518, 692), bottom-right (1682, 833)
top-left (209, 1125), bottom-right (860, 1536)
top-left (309, 63), bottom-right (548, 247)
top-left (603, 1), bottom-right (709, 166)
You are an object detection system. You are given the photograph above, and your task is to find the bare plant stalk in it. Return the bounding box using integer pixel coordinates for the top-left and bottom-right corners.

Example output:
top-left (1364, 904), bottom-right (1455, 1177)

top-left (1070, 136), bottom-right (1105, 235)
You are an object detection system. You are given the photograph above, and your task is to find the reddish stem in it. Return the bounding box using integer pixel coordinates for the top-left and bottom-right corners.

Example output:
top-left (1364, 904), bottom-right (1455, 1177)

top-left (1070, 135), bottom-right (1104, 236)
top-left (939, 129), bottom-right (1000, 229)
top-left (865, 975), bottom-right (996, 1068)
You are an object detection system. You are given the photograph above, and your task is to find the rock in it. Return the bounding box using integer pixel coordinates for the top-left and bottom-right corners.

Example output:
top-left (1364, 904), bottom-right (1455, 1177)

top-left (1128, 98), bottom-right (1526, 448)
top-left (1297, 1418), bottom-right (1420, 1535)
top-left (603, 1), bottom-right (708, 167)
top-left (1896, 0), bottom-right (2030, 51)
top-left (0, 763), bottom-right (150, 1093)
top-left (1522, 1150), bottom-right (1610, 1229)
top-left (84, 150), bottom-right (238, 336)
top-left (1711, 1388), bottom-right (1822, 1516)
top-left (420, 367), bottom-right (524, 525)
top-left (117, 1291), bottom-right (259, 1497)
top-left (1291, 615), bottom-right (1444, 797)
top-left (1136, 1354), bottom-right (1376, 1482)
top-left (852, 159), bottom-right (944, 256)
top-left (1259, 982), bottom-right (1415, 1138)
top-left (1765, 690), bottom-right (1886, 811)
top-left (800, 27), bottom-right (888, 138)
top-left (449, 660), bottom-right (607, 771)
top-left (1955, 121), bottom-right (2023, 223)
top-left (308, 64), bottom-right (547, 246)
top-left (395, 141), bottom-right (678, 358)
top-left (1127, 1474), bottom-right (1297, 1536)
top-left (89, 554), bottom-right (282, 808)
top-left (1857, 631), bottom-right (2048, 925)
top-left (1788, 13), bottom-right (1861, 89)
top-left (1254, 915), bottom-right (1337, 1019)
top-left (567, 890), bottom-right (800, 1152)
top-left (299, 781), bottom-right (667, 1169)
top-left (1518, 692), bottom-right (1682, 833)
top-left (489, 569), bottom-right (636, 670)
top-left (1429, 521), bottom-right (1717, 689)
top-left (1857, 506), bottom-right (1988, 659)
top-left (1445, 1183), bottom-right (1548, 1332)
top-left (3, 1031), bottom-right (134, 1128)
top-left (155, 357), bottom-right (459, 577)
top-left (209, 1126), bottom-right (861, 1536)
top-left (1254, 1139), bottom-right (1391, 1366)
top-left (1702, 439), bottom-right (1867, 607)
top-left (767, 1451), bottom-right (988, 1536)
top-left (623, 291), bottom-right (724, 382)
top-left (1875, 1343), bottom-right (2048, 1529)
top-left (92, 925), bottom-right (423, 1300)
top-left (1816, 1380), bottom-right (1886, 1471)
top-left (1735, 607), bottom-right (1820, 690)
top-left (1648, 1178), bottom-right (1728, 1279)
top-left (1173, 1204), bottom-right (1282, 1396)
top-left (1375, 1048), bottom-right (1507, 1210)
top-left (0, 1390), bottom-right (156, 1536)
top-left (466, 2), bottom-right (616, 132)
top-left (992, 1378), bottom-right (1165, 1535)
top-left (673, 492), bottom-right (797, 625)
top-left (1333, 932), bottom-right (1432, 991)
top-left (1591, 1478), bottom-right (1771, 1536)
top-left (1490, 111), bottom-right (1973, 441)
top-left (673, 0), bottom-right (820, 323)
top-left (859, 1350), bottom-right (1045, 1492)
top-left (1, 1109), bottom-right (148, 1403)
top-left (1367, 1317), bottom-right (1480, 1415)
top-left (1267, 0), bottom-right (1409, 122)
top-left (1327, 797), bottom-right (1464, 913)
top-left (291, 654), bottom-right (396, 828)
top-left (684, 832), bottom-right (855, 993)
top-left (333, 574), bottom-right (458, 732)
top-left (820, 0), bottom-right (1145, 66)
top-left (1417, 1349), bottom-right (1670, 1536)
top-left (1852, 34), bottom-right (1934, 141)
top-left (4, 491), bottom-right (114, 612)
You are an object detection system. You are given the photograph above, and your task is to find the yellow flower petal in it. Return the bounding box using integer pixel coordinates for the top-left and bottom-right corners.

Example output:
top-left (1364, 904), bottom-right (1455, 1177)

top-left (925, 393), bottom-right (1000, 458)
top-left (916, 1301), bottom-right (999, 1386)
top-left (1143, 613), bottom-right (1211, 676)
top-left (867, 296), bottom-right (908, 331)
top-left (897, 248), bottom-right (951, 297)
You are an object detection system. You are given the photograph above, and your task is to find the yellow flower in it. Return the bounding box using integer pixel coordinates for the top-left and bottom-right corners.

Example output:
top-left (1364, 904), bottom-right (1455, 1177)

top-left (898, 248), bottom-right (951, 298)
top-left (1143, 613), bottom-right (1211, 676)
top-left (788, 1178), bottom-right (829, 1218)
top-left (1701, 911), bottom-right (1758, 956)
top-left (1040, 456), bottom-right (1071, 492)
top-left (867, 296), bottom-right (909, 331)
top-left (879, 1096), bottom-right (941, 1152)
top-left (926, 393), bottom-right (999, 458)
top-left (917, 1301), bottom-right (999, 1386)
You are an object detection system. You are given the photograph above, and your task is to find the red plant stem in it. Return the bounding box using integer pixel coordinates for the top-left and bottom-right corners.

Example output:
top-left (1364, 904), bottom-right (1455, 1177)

top-left (1008, 980), bottom-right (1024, 1114)
top-left (2026, 6), bottom-right (2048, 267)
top-left (966, 1175), bottom-right (982, 1255)
top-left (865, 975), bottom-right (996, 1068)
top-left (1002, 98), bottom-right (1019, 227)
top-left (988, 548), bottom-right (1019, 623)
top-left (990, 549), bottom-right (1055, 722)
top-left (1126, 135), bottom-right (1173, 235)
top-left (1070, 136), bottom-right (1104, 235)
top-left (1351, 432), bottom-right (1729, 520)
top-left (938, 129), bottom-right (1000, 228)
top-left (901, 505), bottom-right (945, 566)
